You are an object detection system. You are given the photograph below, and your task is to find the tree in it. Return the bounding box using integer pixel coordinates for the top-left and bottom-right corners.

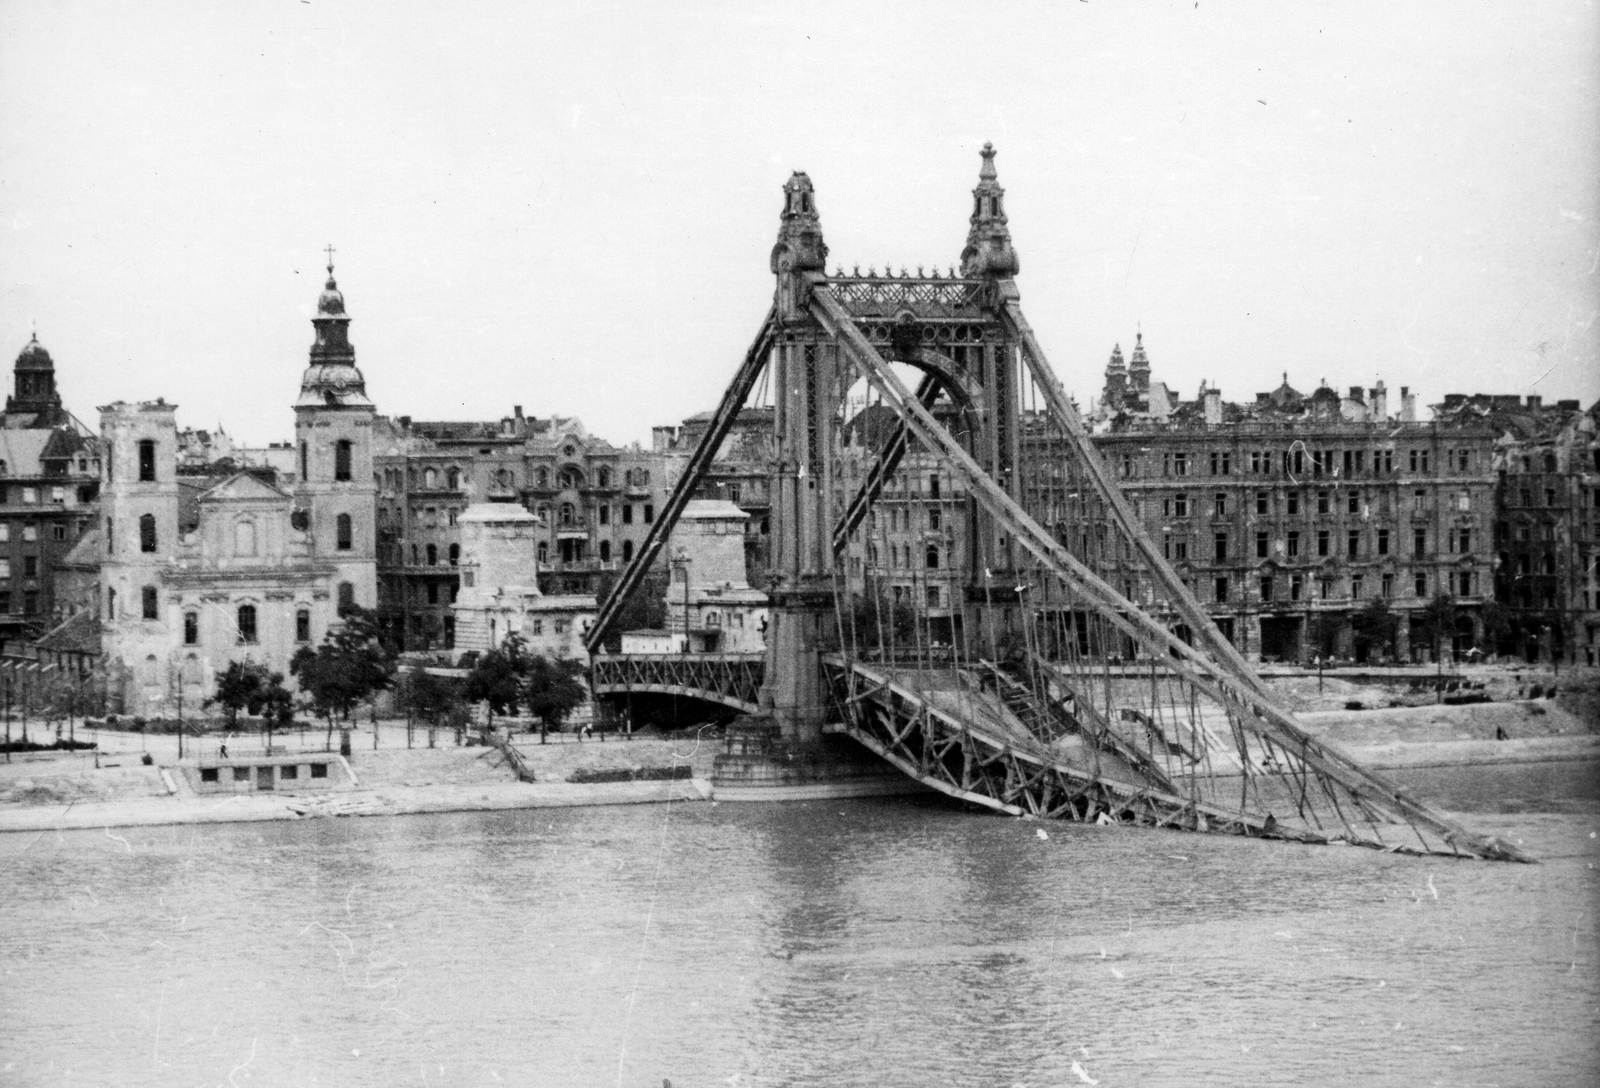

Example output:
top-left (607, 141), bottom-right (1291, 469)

top-left (522, 655), bottom-right (588, 743)
top-left (843, 590), bottom-right (920, 656)
top-left (395, 667), bottom-right (468, 747)
top-left (208, 660), bottom-right (272, 732)
top-left (592, 571), bottom-right (669, 653)
top-left (1351, 600), bottom-right (1399, 662)
top-left (290, 605), bottom-right (396, 745)
top-left (1413, 592), bottom-right (1459, 661)
top-left (463, 632), bottom-right (531, 729)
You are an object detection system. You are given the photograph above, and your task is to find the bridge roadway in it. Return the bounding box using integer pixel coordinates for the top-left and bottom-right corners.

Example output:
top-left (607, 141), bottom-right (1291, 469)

top-left (588, 651), bottom-right (1359, 847)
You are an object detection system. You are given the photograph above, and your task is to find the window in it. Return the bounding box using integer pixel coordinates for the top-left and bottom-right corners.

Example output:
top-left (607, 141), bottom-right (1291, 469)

top-left (235, 518), bottom-right (256, 557)
top-left (337, 582), bottom-right (355, 612)
top-left (929, 508), bottom-right (941, 530)
top-left (1377, 529), bottom-right (1389, 556)
top-left (423, 467), bottom-right (437, 489)
top-left (1287, 492), bottom-right (1300, 516)
top-left (1214, 494), bottom-right (1227, 517)
top-left (1414, 571), bottom-right (1428, 597)
top-left (1382, 573), bottom-right (1394, 598)
top-left (0, 560), bottom-right (9, 579)
top-left (925, 545), bottom-right (940, 569)
top-left (621, 540), bottom-right (634, 562)
top-left (1320, 578), bottom-right (1333, 599)
top-left (1173, 452), bottom-right (1188, 477)
top-left (142, 585), bottom-right (159, 620)
top-left (600, 540), bottom-right (611, 562)
top-left (200, 767), bottom-right (219, 783)
top-left (1317, 529), bottom-right (1330, 556)
top-left (598, 505), bottom-right (610, 526)
top-left (1347, 490), bottom-right (1360, 515)
top-left (1214, 533), bottom-right (1228, 561)
top-left (1351, 575), bottom-right (1363, 599)
top-left (233, 766), bottom-right (250, 782)
top-left (1347, 529), bottom-right (1360, 558)
top-left (1211, 452), bottom-right (1231, 476)
top-left (427, 583), bottom-right (438, 605)
top-left (280, 765), bottom-right (299, 781)
top-left (1458, 489), bottom-right (1471, 513)
top-left (335, 440), bottom-right (352, 481)
top-left (1173, 493), bottom-right (1188, 517)
top-left (1413, 528), bottom-right (1426, 557)
top-left (425, 542), bottom-right (437, 566)
top-left (537, 542), bottom-right (549, 564)
top-left (621, 504), bottom-right (633, 525)
top-left (22, 521), bottom-right (36, 542)
top-left (1290, 574), bottom-right (1303, 601)
top-left (106, 587), bottom-right (115, 619)
top-left (1120, 453), bottom-right (1135, 478)
top-left (1413, 489), bottom-right (1426, 513)
top-left (560, 502), bottom-right (575, 526)
top-left (237, 604), bottom-right (258, 644)
top-left (21, 487), bottom-right (36, 504)
top-left (310, 763), bottom-right (329, 779)
top-left (643, 504), bottom-right (654, 523)
top-left (1409, 449), bottom-right (1429, 473)
top-left (1256, 532), bottom-right (1269, 559)
top-left (448, 543), bottom-right (459, 566)
top-left (929, 475), bottom-right (941, 499)
top-left (140, 514), bottom-right (157, 553)
top-left (23, 556), bottom-right (36, 577)
top-left (1287, 531), bottom-right (1300, 558)
top-left (296, 609), bottom-right (311, 643)
top-left (1317, 491), bottom-right (1330, 515)
top-left (1173, 538), bottom-right (1188, 560)
top-left (138, 439), bottom-right (156, 482)
top-left (1214, 576), bottom-right (1229, 602)
top-left (1259, 576), bottom-right (1273, 602)
top-left (1256, 492), bottom-right (1269, 515)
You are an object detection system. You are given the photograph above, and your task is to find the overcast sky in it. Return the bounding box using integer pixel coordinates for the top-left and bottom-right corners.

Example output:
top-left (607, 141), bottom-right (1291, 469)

top-left (2, 2), bottom-right (1596, 447)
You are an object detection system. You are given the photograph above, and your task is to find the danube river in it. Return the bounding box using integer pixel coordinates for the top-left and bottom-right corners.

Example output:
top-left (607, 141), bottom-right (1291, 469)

top-left (2, 762), bottom-right (1596, 1087)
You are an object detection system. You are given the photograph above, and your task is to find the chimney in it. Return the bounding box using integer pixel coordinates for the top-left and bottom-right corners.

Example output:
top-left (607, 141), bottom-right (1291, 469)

top-left (1372, 381), bottom-right (1388, 421)
top-left (1399, 386), bottom-right (1416, 422)
top-left (513, 405), bottom-right (524, 422)
top-left (1349, 385), bottom-right (1364, 401)
top-left (1203, 386), bottom-right (1223, 425)
top-left (1526, 395), bottom-right (1542, 410)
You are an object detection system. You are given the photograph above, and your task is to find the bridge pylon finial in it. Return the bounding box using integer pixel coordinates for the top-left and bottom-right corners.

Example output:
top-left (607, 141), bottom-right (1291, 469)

top-left (960, 142), bottom-right (1019, 279)
top-left (771, 171), bottom-right (829, 319)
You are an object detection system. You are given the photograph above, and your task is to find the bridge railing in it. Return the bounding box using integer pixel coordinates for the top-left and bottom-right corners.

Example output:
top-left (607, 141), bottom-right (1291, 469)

top-left (590, 652), bottom-right (766, 713)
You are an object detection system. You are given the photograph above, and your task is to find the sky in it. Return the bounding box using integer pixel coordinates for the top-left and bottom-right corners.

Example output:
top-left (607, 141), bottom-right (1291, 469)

top-left (2, 1), bottom-right (1596, 447)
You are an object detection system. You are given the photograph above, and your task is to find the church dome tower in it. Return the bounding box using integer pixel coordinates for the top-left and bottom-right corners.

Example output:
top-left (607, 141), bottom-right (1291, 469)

top-left (6, 333), bottom-right (67, 424)
top-left (296, 248), bottom-right (372, 409)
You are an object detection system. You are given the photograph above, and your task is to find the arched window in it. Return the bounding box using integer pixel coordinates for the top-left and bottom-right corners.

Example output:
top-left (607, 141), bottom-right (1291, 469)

top-left (596, 467), bottom-right (610, 488)
top-left (138, 439), bottom-right (156, 482)
top-left (495, 468), bottom-right (512, 489)
top-left (560, 502), bottom-right (575, 526)
top-left (144, 654), bottom-right (160, 684)
top-left (337, 582), bottom-right (355, 612)
top-left (448, 543), bottom-right (459, 567)
top-left (426, 543), bottom-right (437, 566)
top-left (300, 441), bottom-right (308, 480)
top-left (335, 440), bottom-right (353, 481)
top-left (537, 542), bottom-right (549, 564)
top-left (599, 540), bottom-right (611, 562)
top-left (536, 467), bottom-right (549, 488)
top-left (106, 587), bottom-right (116, 619)
top-left (237, 604), bottom-right (258, 644)
top-left (184, 611), bottom-right (198, 645)
top-left (536, 503), bottom-right (550, 521)
top-left (336, 513), bottom-right (353, 551)
top-left (446, 467), bottom-right (460, 490)
top-left (139, 513), bottom-right (157, 553)
top-left (235, 518), bottom-right (256, 557)
top-left (141, 585), bottom-right (158, 620)
top-left (622, 540), bottom-right (634, 563)
top-left (1544, 453), bottom-right (1558, 473)
top-left (925, 545), bottom-right (940, 570)
top-left (296, 609), bottom-right (311, 643)
top-left (423, 467), bottom-right (438, 489)
top-left (558, 467), bottom-right (581, 490)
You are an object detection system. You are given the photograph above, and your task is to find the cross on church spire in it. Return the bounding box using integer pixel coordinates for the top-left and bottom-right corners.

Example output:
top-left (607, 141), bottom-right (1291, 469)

top-left (324, 243), bottom-right (336, 275)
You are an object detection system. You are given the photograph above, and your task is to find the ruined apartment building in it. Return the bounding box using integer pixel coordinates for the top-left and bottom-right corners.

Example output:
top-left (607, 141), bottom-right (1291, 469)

top-left (374, 412), bottom-right (674, 653)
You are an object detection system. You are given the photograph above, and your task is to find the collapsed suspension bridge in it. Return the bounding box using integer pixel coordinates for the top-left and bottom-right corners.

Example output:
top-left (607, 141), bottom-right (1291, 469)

top-left (586, 144), bottom-right (1528, 863)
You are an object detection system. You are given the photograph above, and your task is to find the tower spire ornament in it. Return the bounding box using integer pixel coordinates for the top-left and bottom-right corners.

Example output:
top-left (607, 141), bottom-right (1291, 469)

top-left (959, 142), bottom-right (1019, 279)
top-left (296, 248), bottom-right (371, 408)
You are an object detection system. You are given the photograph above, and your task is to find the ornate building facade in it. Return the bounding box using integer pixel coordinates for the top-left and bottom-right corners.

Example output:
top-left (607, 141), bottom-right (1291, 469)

top-left (0, 335), bottom-right (100, 642)
top-left (97, 261), bottom-right (378, 715)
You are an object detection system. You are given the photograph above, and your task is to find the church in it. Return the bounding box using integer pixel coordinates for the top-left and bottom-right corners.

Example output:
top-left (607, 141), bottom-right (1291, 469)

top-left (98, 257), bottom-right (378, 716)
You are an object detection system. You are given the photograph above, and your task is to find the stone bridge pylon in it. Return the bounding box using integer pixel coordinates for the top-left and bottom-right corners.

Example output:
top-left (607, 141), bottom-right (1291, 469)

top-left (587, 145), bottom-right (1527, 861)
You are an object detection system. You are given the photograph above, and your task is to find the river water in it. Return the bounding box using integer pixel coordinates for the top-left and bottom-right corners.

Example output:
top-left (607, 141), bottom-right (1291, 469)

top-left (2, 762), bottom-right (1597, 1088)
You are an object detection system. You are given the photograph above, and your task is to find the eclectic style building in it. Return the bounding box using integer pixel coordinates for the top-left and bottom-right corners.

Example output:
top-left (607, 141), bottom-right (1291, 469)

top-left (451, 501), bottom-right (596, 661)
top-left (374, 412), bottom-right (674, 652)
top-left (0, 335), bottom-right (100, 642)
top-left (96, 259), bottom-right (378, 715)
top-left (654, 499), bottom-right (768, 653)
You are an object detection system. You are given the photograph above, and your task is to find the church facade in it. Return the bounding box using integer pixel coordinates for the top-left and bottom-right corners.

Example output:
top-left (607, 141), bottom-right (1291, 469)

top-left (97, 260), bottom-right (378, 715)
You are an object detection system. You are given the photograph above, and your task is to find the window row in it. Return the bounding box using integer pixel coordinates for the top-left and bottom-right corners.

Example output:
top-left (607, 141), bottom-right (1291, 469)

top-left (107, 584), bottom-right (356, 633)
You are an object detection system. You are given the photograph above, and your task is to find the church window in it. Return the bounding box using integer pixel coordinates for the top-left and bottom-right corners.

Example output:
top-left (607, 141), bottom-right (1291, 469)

top-left (237, 604), bottom-right (258, 644)
top-left (138, 440), bottom-right (156, 482)
top-left (235, 519), bottom-right (256, 557)
top-left (621, 504), bottom-right (633, 525)
top-left (426, 543), bottom-right (437, 566)
top-left (598, 505), bottom-right (609, 525)
top-left (600, 540), bottom-right (611, 562)
top-left (105, 517), bottom-right (113, 553)
top-left (142, 585), bottom-right (158, 620)
top-left (337, 582), bottom-right (355, 612)
top-left (536, 467), bottom-right (549, 488)
top-left (337, 514), bottom-right (353, 551)
top-left (622, 540), bottom-right (634, 562)
top-left (423, 467), bottom-right (437, 489)
top-left (335, 440), bottom-right (352, 482)
top-left (559, 467), bottom-right (581, 490)
top-left (184, 611), bottom-right (199, 645)
top-left (925, 545), bottom-right (940, 570)
top-left (448, 543), bottom-right (459, 566)
top-left (300, 442), bottom-right (308, 480)
top-left (139, 514), bottom-right (157, 553)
